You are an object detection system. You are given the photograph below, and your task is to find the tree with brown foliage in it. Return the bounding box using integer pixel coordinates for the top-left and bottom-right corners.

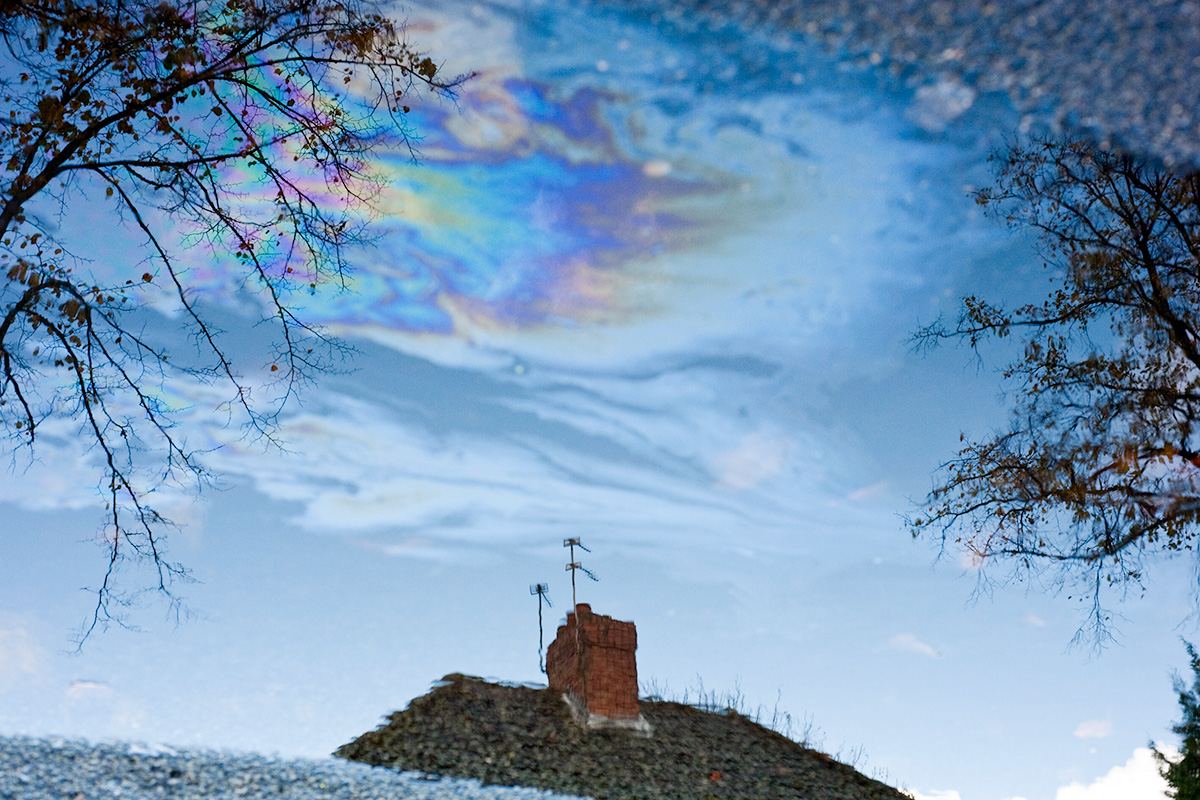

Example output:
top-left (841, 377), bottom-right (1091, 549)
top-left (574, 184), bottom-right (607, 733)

top-left (911, 139), bottom-right (1200, 644)
top-left (0, 0), bottom-right (462, 640)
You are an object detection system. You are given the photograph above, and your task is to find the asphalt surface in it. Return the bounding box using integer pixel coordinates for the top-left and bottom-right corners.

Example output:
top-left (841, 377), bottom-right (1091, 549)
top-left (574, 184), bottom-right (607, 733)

top-left (614, 0), bottom-right (1200, 167)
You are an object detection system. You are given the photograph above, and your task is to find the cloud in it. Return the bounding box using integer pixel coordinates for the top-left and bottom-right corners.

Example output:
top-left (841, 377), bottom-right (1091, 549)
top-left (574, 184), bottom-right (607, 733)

top-left (957, 549), bottom-right (986, 571)
top-left (845, 481), bottom-right (888, 502)
top-left (712, 431), bottom-right (790, 490)
top-left (197, 386), bottom-right (818, 566)
top-left (913, 753), bottom-right (1168, 800)
top-left (886, 633), bottom-right (940, 658)
top-left (1073, 719), bottom-right (1113, 740)
top-left (909, 790), bottom-right (1028, 800)
top-left (1054, 747), bottom-right (1168, 800)
top-left (1022, 612), bottom-right (1047, 628)
top-left (66, 680), bottom-right (114, 700)
top-left (0, 625), bottom-right (45, 692)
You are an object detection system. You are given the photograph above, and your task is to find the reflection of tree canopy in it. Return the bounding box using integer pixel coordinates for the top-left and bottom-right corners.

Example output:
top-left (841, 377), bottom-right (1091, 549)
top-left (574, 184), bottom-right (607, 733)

top-left (0, 0), bottom-right (462, 641)
top-left (913, 139), bottom-right (1200, 644)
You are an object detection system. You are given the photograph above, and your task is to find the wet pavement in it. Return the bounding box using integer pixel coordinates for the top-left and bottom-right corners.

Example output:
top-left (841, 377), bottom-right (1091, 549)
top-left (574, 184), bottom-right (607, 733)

top-left (613, 0), bottom-right (1200, 166)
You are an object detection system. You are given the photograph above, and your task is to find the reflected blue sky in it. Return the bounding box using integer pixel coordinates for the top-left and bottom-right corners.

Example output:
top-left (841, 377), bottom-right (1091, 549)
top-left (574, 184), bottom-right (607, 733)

top-left (0, 2), bottom-right (1190, 800)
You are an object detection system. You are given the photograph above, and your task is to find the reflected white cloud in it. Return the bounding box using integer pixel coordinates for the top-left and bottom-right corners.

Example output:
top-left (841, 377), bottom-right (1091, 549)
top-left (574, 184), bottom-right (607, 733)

top-left (0, 624), bottom-right (44, 692)
top-left (712, 431), bottom-right (791, 491)
top-left (885, 633), bottom-right (940, 658)
top-left (1054, 748), bottom-right (1168, 800)
top-left (914, 749), bottom-right (1170, 800)
top-left (1074, 719), bottom-right (1114, 740)
top-left (65, 680), bottom-right (113, 701)
top-left (844, 481), bottom-right (889, 503)
top-left (909, 791), bottom-right (964, 800)
top-left (207, 388), bottom-right (808, 549)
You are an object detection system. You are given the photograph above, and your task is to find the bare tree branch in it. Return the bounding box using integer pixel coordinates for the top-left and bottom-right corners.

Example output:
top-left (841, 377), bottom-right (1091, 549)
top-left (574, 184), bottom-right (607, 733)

top-left (911, 138), bottom-right (1200, 647)
top-left (0, 0), bottom-right (468, 644)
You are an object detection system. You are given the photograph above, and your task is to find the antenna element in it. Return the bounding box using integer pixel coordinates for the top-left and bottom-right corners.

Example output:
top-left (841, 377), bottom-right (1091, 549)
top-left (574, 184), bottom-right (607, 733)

top-left (563, 537), bottom-right (598, 610)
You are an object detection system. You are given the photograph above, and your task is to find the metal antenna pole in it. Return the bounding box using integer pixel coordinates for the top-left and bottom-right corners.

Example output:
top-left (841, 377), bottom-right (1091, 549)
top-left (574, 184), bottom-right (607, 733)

top-left (530, 583), bottom-right (551, 674)
top-left (562, 538), bottom-right (598, 710)
top-left (563, 537), bottom-right (597, 610)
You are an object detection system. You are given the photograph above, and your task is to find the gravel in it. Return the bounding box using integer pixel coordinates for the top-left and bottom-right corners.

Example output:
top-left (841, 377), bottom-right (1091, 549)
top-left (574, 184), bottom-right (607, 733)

top-left (0, 735), bottom-right (592, 800)
top-left (608, 0), bottom-right (1200, 167)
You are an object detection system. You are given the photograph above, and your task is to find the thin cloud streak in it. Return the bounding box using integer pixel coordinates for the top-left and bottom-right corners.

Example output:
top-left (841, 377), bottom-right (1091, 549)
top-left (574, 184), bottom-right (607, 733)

top-left (885, 633), bottom-right (940, 658)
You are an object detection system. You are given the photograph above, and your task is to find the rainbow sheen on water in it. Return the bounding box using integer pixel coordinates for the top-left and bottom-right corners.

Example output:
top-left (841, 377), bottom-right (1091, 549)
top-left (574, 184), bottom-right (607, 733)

top-left (345, 77), bottom-right (727, 334)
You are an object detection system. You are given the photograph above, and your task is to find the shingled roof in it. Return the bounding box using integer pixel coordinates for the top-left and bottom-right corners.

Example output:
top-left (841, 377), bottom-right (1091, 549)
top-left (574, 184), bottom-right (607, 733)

top-left (335, 673), bottom-right (907, 800)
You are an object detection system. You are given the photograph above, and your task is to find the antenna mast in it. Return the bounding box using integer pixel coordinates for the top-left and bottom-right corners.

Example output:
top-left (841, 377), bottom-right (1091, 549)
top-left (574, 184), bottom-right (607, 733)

top-left (563, 537), bottom-right (598, 609)
top-left (530, 583), bottom-right (551, 674)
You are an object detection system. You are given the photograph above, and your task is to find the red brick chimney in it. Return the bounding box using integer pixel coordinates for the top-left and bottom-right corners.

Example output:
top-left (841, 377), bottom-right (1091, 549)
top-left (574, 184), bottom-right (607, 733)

top-left (546, 603), bottom-right (650, 734)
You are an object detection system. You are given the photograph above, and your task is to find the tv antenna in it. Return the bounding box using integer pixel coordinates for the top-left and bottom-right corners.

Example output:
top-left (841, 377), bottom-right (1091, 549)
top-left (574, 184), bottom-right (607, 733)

top-left (563, 537), bottom-right (598, 609)
top-left (530, 583), bottom-right (552, 674)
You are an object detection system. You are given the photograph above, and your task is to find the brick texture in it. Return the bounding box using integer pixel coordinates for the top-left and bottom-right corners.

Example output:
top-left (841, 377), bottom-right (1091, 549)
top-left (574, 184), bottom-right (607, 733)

top-left (545, 603), bottom-right (639, 721)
